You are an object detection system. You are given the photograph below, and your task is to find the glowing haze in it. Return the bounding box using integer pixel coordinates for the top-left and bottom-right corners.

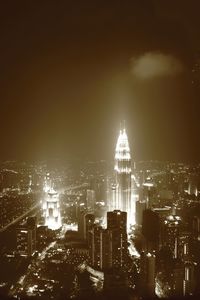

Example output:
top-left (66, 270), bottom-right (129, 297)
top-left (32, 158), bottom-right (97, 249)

top-left (0, 1), bottom-right (199, 162)
top-left (131, 52), bottom-right (184, 79)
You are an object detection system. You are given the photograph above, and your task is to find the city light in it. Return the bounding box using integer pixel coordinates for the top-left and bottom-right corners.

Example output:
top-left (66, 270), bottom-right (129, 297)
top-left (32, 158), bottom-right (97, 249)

top-left (0, 2), bottom-right (199, 299)
top-left (43, 188), bottom-right (62, 230)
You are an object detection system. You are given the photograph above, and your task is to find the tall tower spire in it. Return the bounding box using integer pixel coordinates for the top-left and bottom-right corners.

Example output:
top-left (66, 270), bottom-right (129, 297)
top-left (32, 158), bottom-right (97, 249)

top-left (114, 127), bottom-right (131, 173)
top-left (114, 124), bottom-right (132, 225)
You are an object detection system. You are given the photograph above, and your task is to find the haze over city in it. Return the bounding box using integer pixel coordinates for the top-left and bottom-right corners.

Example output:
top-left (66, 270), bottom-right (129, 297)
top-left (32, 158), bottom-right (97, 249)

top-left (0, 0), bottom-right (200, 162)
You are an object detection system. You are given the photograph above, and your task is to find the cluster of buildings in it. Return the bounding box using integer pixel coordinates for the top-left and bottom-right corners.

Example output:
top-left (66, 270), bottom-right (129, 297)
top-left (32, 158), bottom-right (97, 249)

top-left (1, 125), bottom-right (200, 299)
top-left (74, 127), bottom-right (138, 295)
top-left (72, 126), bottom-right (200, 298)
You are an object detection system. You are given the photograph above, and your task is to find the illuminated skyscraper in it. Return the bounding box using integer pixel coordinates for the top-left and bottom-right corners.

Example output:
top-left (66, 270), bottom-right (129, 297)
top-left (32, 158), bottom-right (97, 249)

top-left (42, 175), bottom-right (62, 230)
top-left (44, 188), bottom-right (62, 230)
top-left (114, 127), bottom-right (132, 227)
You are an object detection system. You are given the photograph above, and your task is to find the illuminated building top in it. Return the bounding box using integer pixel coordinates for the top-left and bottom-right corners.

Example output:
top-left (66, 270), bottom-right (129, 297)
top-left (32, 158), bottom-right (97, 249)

top-left (114, 128), bottom-right (131, 174)
top-left (47, 188), bottom-right (59, 201)
top-left (42, 174), bottom-right (62, 230)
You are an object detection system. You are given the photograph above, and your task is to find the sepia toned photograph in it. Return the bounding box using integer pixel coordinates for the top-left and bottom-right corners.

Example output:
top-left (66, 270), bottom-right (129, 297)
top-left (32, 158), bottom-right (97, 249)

top-left (0, 1), bottom-right (199, 300)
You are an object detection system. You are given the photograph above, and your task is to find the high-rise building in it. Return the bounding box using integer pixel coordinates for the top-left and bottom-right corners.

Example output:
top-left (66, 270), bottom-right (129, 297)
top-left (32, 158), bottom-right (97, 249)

top-left (162, 215), bottom-right (182, 258)
top-left (88, 224), bottom-right (102, 269)
top-left (88, 210), bottom-right (128, 271)
top-left (139, 251), bottom-right (156, 297)
top-left (107, 210), bottom-right (127, 232)
top-left (100, 228), bottom-right (112, 269)
top-left (103, 210), bottom-right (128, 270)
top-left (78, 212), bottom-right (95, 241)
top-left (16, 216), bottom-right (37, 257)
top-left (44, 188), bottom-right (62, 230)
top-left (114, 127), bottom-right (133, 227)
top-left (84, 213), bottom-right (95, 241)
top-left (183, 262), bottom-right (196, 296)
top-left (135, 199), bottom-right (146, 226)
top-left (146, 253), bottom-right (156, 296)
top-left (142, 178), bottom-right (156, 209)
top-left (142, 209), bottom-right (160, 252)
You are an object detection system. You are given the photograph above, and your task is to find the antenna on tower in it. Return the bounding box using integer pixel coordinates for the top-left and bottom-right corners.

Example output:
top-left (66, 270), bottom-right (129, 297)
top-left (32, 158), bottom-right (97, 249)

top-left (121, 120), bottom-right (126, 134)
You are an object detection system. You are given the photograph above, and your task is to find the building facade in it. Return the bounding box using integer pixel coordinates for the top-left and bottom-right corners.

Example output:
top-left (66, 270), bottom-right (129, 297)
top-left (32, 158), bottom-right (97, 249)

top-left (114, 128), bottom-right (133, 228)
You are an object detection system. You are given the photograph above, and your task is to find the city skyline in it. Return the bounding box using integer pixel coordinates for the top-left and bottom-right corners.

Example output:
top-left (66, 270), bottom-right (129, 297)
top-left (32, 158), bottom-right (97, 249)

top-left (0, 150), bottom-right (199, 299)
top-left (0, 2), bottom-right (200, 300)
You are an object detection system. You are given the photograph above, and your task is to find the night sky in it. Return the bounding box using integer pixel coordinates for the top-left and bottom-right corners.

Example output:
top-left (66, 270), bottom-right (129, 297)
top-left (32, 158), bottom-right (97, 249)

top-left (0, 0), bottom-right (199, 163)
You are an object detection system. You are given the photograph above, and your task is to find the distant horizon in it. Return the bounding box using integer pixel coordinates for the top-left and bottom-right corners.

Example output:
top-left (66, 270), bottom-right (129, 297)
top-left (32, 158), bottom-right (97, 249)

top-left (0, 157), bottom-right (199, 166)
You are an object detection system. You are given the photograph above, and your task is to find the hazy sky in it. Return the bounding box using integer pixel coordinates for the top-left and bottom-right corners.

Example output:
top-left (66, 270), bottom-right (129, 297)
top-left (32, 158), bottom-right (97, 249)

top-left (0, 0), bottom-right (199, 163)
